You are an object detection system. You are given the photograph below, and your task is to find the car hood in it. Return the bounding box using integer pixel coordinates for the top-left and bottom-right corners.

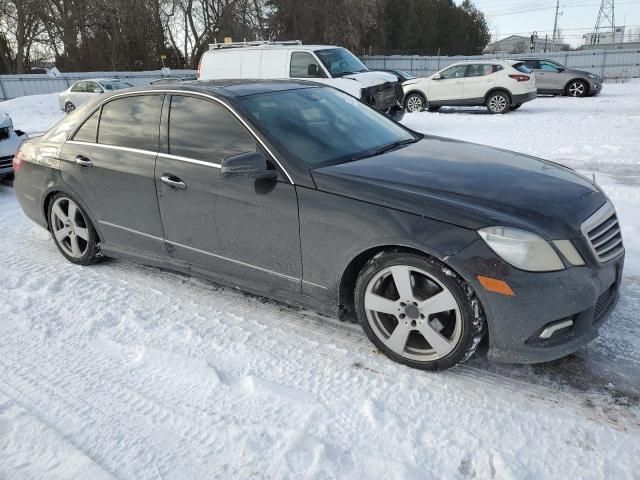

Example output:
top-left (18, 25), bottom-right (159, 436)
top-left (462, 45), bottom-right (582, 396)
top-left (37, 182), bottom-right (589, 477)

top-left (569, 69), bottom-right (598, 78)
top-left (310, 136), bottom-right (605, 239)
top-left (343, 71), bottom-right (399, 87)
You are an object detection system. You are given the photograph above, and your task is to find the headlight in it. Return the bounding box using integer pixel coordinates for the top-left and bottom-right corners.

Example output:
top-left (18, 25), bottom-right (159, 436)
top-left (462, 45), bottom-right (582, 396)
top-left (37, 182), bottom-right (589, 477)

top-left (478, 227), bottom-right (564, 272)
top-left (552, 240), bottom-right (585, 266)
top-left (587, 73), bottom-right (597, 79)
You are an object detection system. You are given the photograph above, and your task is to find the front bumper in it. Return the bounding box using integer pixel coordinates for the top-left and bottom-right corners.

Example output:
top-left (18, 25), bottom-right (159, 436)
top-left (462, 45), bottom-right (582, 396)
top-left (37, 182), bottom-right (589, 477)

top-left (361, 82), bottom-right (404, 119)
top-left (588, 78), bottom-right (602, 95)
top-left (449, 238), bottom-right (624, 364)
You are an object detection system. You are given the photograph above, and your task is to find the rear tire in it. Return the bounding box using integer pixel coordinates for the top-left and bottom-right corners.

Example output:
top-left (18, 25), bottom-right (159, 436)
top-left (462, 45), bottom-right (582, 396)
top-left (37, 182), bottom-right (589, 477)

top-left (48, 193), bottom-right (100, 265)
top-left (566, 80), bottom-right (588, 97)
top-left (486, 91), bottom-right (510, 114)
top-left (404, 92), bottom-right (425, 113)
top-left (354, 251), bottom-right (485, 371)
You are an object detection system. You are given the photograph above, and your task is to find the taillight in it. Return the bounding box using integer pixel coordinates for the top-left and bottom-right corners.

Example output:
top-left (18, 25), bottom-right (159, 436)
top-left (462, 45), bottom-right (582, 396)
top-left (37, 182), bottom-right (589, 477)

top-left (509, 74), bottom-right (530, 82)
top-left (13, 149), bottom-right (24, 174)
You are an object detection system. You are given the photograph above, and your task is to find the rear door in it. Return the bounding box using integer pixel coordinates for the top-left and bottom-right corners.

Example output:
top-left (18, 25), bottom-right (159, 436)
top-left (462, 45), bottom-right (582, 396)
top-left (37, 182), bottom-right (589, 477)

top-left (462, 64), bottom-right (497, 103)
top-left (155, 93), bottom-right (302, 292)
top-left (61, 94), bottom-right (166, 255)
top-left (428, 64), bottom-right (466, 102)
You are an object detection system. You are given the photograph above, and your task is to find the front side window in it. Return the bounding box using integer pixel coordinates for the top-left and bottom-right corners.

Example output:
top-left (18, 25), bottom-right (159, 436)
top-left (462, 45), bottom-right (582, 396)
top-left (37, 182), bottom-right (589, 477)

top-left (87, 82), bottom-right (102, 93)
top-left (315, 48), bottom-right (367, 77)
top-left (290, 52), bottom-right (324, 78)
top-left (439, 65), bottom-right (467, 79)
top-left (97, 95), bottom-right (162, 150)
top-left (239, 87), bottom-right (416, 167)
top-left (71, 81), bottom-right (87, 93)
top-left (72, 108), bottom-right (100, 143)
top-left (539, 61), bottom-right (559, 72)
top-left (168, 95), bottom-right (256, 163)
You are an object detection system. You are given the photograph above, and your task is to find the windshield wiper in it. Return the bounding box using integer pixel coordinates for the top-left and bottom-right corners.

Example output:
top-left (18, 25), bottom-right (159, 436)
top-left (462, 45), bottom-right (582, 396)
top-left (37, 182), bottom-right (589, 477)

top-left (373, 137), bottom-right (419, 156)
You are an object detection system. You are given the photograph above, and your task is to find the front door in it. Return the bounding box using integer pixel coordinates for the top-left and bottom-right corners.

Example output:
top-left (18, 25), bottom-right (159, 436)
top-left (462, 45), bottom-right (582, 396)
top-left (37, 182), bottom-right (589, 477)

top-left (535, 60), bottom-right (563, 91)
top-left (428, 64), bottom-right (467, 103)
top-left (60, 94), bottom-right (166, 255)
top-left (155, 94), bottom-right (302, 292)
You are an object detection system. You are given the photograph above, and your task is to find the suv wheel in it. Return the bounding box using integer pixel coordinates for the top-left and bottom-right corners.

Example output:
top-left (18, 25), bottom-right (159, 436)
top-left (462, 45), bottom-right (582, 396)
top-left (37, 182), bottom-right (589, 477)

top-left (486, 92), bottom-right (510, 114)
top-left (355, 252), bottom-right (485, 371)
top-left (48, 193), bottom-right (100, 265)
top-left (566, 80), bottom-right (588, 97)
top-left (65, 102), bottom-right (76, 114)
top-left (404, 93), bottom-right (425, 113)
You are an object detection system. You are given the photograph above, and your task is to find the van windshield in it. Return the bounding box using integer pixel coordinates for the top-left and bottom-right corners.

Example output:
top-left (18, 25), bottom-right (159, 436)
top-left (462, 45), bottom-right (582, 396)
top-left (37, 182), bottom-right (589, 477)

top-left (239, 87), bottom-right (417, 168)
top-left (315, 48), bottom-right (368, 77)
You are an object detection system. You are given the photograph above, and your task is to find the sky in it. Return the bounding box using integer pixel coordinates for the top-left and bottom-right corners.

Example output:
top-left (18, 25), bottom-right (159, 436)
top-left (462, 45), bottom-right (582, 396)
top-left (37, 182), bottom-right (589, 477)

top-left (461, 0), bottom-right (640, 47)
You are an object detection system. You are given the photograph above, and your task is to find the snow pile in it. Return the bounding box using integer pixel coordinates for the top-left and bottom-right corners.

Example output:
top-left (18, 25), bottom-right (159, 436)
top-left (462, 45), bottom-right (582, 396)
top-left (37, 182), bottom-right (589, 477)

top-left (1, 82), bottom-right (639, 479)
top-left (0, 93), bottom-right (63, 135)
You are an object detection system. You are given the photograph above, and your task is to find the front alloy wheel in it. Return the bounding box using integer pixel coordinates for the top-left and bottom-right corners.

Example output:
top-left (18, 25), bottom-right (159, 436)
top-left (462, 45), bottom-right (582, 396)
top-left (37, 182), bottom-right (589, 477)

top-left (566, 80), bottom-right (587, 97)
top-left (355, 252), bottom-right (485, 370)
top-left (405, 93), bottom-right (425, 113)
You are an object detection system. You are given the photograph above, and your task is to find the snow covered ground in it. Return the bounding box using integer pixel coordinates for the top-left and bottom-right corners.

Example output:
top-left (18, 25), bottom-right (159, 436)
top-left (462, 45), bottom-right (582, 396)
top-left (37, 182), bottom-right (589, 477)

top-left (1, 83), bottom-right (639, 479)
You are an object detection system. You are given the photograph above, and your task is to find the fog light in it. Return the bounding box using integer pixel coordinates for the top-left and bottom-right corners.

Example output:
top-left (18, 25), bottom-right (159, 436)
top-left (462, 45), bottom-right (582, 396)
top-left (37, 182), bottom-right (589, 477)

top-left (539, 319), bottom-right (574, 339)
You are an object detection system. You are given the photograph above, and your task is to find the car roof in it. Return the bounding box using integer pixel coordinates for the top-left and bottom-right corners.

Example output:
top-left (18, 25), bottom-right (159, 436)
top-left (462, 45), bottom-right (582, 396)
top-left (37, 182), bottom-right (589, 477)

top-left (103, 79), bottom-right (322, 100)
top-left (449, 59), bottom-right (519, 66)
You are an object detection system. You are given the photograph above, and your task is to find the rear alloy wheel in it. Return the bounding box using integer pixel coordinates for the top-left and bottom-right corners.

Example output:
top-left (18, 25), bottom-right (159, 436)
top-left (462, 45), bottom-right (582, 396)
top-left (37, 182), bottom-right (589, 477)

top-left (566, 80), bottom-right (588, 97)
top-left (486, 92), bottom-right (510, 114)
top-left (48, 194), bottom-right (100, 265)
top-left (404, 93), bottom-right (425, 113)
top-left (65, 102), bottom-right (76, 114)
top-left (355, 252), bottom-right (485, 370)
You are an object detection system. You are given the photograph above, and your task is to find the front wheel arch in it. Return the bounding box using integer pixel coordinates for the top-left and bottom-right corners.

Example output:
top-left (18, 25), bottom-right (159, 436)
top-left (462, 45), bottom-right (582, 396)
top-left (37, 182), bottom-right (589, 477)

top-left (403, 90), bottom-right (427, 112)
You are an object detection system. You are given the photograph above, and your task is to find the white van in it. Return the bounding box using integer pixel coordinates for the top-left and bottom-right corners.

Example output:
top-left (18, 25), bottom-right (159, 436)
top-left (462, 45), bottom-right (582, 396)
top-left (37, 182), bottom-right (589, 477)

top-left (198, 40), bottom-right (404, 119)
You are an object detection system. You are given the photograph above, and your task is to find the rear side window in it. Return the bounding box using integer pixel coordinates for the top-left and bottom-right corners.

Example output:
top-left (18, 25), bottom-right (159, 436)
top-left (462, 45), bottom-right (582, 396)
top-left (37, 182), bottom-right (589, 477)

top-left (290, 52), bottom-right (323, 78)
top-left (72, 109), bottom-right (100, 143)
top-left (71, 82), bottom-right (87, 93)
top-left (465, 64), bottom-right (494, 77)
top-left (97, 95), bottom-right (162, 151)
top-left (168, 95), bottom-right (256, 163)
top-left (513, 63), bottom-right (531, 74)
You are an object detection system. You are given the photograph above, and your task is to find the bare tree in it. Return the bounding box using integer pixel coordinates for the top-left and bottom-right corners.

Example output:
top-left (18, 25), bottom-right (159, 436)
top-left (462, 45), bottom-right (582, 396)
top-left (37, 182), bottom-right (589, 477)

top-left (0, 0), bottom-right (44, 72)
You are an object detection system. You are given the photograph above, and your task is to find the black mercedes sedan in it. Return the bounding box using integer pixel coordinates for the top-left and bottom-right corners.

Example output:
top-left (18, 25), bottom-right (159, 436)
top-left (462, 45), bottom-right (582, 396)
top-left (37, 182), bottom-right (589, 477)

top-left (13, 80), bottom-right (624, 370)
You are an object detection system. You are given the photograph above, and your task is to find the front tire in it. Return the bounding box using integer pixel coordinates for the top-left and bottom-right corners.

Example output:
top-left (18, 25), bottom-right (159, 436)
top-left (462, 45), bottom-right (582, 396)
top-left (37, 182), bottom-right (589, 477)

top-left (404, 92), bottom-right (425, 113)
top-left (566, 80), bottom-right (588, 97)
top-left (486, 91), bottom-right (510, 114)
top-left (354, 252), bottom-right (485, 371)
top-left (48, 193), bottom-right (100, 265)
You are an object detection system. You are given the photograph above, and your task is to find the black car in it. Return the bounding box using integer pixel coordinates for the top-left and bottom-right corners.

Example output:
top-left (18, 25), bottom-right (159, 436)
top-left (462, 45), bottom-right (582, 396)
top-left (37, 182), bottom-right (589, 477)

top-left (13, 80), bottom-right (624, 370)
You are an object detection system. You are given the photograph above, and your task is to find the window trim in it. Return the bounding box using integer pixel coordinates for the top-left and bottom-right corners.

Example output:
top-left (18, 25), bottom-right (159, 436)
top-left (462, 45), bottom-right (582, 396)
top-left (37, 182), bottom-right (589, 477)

top-left (66, 89), bottom-right (294, 184)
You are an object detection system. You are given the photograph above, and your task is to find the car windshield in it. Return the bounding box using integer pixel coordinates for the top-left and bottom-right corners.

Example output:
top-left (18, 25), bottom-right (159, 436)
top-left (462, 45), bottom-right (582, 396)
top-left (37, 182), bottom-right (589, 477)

top-left (239, 87), bottom-right (417, 167)
top-left (101, 81), bottom-right (134, 91)
top-left (315, 48), bottom-right (368, 77)
top-left (397, 70), bottom-right (416, 79)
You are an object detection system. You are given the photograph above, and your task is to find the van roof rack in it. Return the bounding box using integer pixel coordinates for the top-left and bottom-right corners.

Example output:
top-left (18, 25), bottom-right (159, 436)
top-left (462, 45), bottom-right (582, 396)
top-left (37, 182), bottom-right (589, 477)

top-left (208, 40), bottom-right (302, 50)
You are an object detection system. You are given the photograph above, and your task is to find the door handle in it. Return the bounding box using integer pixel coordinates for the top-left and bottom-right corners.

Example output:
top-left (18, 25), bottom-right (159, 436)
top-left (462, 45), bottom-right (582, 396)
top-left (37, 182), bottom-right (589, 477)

top-left (161, 175), bottom-right (187, 189)
top-left (74, 155), bottom-right (93, 167)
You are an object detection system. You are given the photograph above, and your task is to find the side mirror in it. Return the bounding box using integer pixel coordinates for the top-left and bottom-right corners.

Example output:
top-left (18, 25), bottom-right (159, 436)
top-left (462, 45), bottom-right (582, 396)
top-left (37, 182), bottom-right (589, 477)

top-left (220, 151), bottom-right (277, 180)
top-left (308, 64), bottom-right (323, 77)
top-left (432, 73), bottom-right (442, 80)
top-left (93, 87), bottom-right (103, 93)
top-left (557, 67), bottom-right (565, 72)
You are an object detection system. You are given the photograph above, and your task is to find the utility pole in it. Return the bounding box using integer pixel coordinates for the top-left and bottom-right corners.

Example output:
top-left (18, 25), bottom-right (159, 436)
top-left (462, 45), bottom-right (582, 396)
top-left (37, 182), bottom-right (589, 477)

top-left (551, 0), bottom-right (560, 51)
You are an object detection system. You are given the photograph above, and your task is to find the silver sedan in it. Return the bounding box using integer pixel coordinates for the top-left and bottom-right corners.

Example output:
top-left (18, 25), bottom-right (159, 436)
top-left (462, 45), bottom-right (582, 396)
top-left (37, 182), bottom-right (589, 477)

top-left (58, 79), bottom-right (133, 113)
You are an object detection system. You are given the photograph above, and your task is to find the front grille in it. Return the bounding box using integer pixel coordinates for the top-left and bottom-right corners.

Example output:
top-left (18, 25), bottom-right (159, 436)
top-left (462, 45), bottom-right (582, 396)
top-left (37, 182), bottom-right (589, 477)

top-left (0, 155), bottom-right (12, 167)
top-left (593, 284), bottom-right (615, 322)
top-left (0, 127), bottom-right (9, 141)
top-left (581, 202), bottom-right (624, 262)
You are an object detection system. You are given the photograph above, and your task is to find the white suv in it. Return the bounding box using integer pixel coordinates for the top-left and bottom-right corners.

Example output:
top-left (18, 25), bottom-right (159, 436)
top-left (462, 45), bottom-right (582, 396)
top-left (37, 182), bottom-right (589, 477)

top-left (198, 40), bottom-right (404, 119)
top-left (402, 60), bottom-right (537, 114)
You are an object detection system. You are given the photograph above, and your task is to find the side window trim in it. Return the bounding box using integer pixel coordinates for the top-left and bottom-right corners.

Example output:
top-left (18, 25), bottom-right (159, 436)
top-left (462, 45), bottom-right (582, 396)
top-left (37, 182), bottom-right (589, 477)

top-left (64, 89), bottom-right (294, 184)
